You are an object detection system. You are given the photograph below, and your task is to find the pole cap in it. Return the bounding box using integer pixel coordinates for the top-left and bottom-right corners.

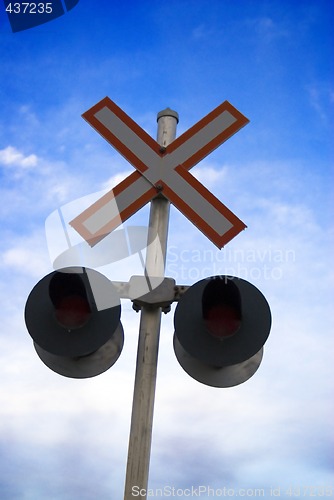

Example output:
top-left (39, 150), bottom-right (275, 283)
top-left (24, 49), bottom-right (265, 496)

top-left (157, 107), bottom-right (179, 123)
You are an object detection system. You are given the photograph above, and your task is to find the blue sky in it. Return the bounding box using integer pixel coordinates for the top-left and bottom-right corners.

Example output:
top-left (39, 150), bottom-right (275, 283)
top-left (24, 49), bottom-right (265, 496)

top-left (0, 0), bottom-right (333, 498)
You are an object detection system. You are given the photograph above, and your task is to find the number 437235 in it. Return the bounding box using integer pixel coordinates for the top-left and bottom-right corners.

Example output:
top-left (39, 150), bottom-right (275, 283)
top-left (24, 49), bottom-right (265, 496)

top-left (5, 3), bottom-right (53, 14)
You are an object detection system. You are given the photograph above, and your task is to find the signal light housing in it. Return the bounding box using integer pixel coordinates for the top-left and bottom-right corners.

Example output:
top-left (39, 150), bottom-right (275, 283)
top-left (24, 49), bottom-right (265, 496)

top-left (33, 324), bottom-right (124, 379)
top-left (173, 276), bottom-right (271, 387)
top-left (25, 266), bottom-right (123, 378)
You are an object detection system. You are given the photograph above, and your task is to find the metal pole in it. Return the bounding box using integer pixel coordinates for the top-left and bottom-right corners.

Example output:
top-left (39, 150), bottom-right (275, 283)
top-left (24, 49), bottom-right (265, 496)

top-left (123, 108), bottom-right (179, 500)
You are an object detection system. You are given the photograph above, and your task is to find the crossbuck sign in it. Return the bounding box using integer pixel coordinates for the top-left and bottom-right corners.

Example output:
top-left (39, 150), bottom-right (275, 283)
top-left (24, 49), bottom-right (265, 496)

top-left (70, 97), bottom-right (249, 248)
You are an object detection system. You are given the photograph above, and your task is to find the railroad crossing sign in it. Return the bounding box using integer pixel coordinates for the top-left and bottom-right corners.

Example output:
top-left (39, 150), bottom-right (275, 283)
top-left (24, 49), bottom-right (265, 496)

top-left (70, 97), bottom-right (249, 248)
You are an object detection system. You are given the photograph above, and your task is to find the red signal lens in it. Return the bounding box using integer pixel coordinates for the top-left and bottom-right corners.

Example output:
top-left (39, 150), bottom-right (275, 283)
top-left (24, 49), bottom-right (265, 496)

top-left (202, 278), bottom-right (242, 339)
top-left (204, 304), bottom-right (241, 338)
top-left (49, 271), bottom-right (93, 330)
top-left (55, 295), bottom-right (92, 329)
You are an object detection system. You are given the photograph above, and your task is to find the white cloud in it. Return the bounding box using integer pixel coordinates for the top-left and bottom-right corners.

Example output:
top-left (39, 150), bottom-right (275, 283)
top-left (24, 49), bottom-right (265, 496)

top-left (191, 163), bottom-right (227, 187)
top-left (101, 169), bottom-right (133, 191)
top-left (2, 246), bottom-right (50, 278)
top-left (0, 145), bottom-right (38, 170)
top-left (0, 230), bottom-right (51, 279)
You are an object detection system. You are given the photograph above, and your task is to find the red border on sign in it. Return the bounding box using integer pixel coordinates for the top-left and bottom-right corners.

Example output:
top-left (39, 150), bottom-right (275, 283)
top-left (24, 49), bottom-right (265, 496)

top-left (159, 165), bottom-right (246, 248)
top-left (167, 101), bottom-right (249, 171)
top-left (82, 97), bottom-right (163, 175)
top-left (70, 171), bottom-right (157, 246)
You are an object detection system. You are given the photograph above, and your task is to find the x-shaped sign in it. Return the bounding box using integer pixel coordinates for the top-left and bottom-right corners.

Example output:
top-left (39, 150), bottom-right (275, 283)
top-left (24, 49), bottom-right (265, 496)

top-left (70, 97), bottom-right (249, 248)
